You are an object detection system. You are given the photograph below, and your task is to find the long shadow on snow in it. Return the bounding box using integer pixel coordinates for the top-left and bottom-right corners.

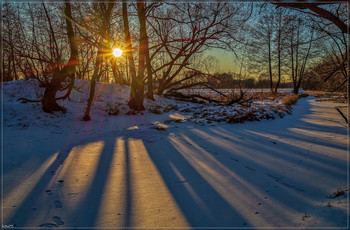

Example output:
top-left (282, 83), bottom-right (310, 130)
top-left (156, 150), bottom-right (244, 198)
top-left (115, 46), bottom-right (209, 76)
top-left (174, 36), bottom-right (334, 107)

top-left (143, 136), bottom-right (249, 227)
top-left (5, 98), bottom-right (347, 227)
top-left (5, 136), bottom-right (88, 226)
top-left (64, 135), bottom-right (117, 227)
top-left (140, 98), bottom-right (347, 227)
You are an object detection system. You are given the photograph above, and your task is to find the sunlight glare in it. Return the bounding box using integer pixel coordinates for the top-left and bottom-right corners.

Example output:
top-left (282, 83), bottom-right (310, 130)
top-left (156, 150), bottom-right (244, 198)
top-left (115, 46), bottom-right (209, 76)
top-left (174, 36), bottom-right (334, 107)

top-left (112, 48), bottom-right (123, 57)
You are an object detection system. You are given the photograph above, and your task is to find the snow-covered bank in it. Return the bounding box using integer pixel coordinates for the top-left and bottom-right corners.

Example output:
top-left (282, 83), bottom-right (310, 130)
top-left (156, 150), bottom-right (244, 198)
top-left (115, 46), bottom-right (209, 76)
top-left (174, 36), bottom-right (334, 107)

top-left (2, 79), bottom-right (348, 228)
top-left (3, 79), bottom-right (301, 135)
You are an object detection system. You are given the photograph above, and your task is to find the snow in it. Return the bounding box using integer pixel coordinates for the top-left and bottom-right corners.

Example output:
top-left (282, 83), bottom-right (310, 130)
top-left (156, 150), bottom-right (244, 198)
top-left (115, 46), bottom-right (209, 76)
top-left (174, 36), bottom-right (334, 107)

top-left (2, 79), bottom-right (348, 228)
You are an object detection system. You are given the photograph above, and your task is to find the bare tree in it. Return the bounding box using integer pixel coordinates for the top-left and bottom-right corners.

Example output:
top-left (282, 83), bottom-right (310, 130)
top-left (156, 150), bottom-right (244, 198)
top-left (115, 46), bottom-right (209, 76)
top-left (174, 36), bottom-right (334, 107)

top-left (82, 3), bottom-right (115, 121)
top-left (2, 3), bottom-right (19, 82)
top-left (285, 16), bottom-right (315, 94)
top-left (148, 3), bottom-right (252, 95)
top-left (254, 12), bottom-right (275, 92)
top-left (123, 3), bottom-right (145, 111)
top-left (273, 7), bottom-right (286, 93)
top-left (42, 1), bottom-right (79, 113)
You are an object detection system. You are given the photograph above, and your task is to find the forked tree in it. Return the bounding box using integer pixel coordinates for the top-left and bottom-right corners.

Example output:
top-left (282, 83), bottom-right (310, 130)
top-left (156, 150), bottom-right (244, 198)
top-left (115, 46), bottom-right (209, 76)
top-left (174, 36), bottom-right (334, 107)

top-left (42, 1), bottom-right (78, 113)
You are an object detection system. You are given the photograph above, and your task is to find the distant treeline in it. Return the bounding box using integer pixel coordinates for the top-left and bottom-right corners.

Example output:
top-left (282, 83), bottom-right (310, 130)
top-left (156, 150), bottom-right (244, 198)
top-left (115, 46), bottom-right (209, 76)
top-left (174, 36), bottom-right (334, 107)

top-left (209, 70), bottom-right (346, 92)
top-left (208, 73), bottom-right (293, 89)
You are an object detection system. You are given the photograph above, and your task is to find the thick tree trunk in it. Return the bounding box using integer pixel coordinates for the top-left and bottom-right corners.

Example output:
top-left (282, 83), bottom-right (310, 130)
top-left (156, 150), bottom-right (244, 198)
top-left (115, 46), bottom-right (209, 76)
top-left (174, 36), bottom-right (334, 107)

top-left (42, 85), bottom-right (65, 113)
top-left (157, 81), bottom-right (165, 95)
top-left (42, 1), bottom-right (78, 113)
top-left (125, 2), bottom-right (145, 111)
top-left (110, 59), bottom-right (123, 85)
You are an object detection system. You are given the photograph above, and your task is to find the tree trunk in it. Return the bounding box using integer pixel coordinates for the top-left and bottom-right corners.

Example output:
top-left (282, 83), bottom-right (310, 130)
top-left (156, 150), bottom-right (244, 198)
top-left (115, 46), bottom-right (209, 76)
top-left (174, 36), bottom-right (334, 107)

top-left (275, 46), bottom-right (281, 93)
top-left (83, 3), bottom-right (114, 120)
top-left (42, 85), bottom-right (65, 113)
top-left (268, 32), bottom-right (273, 92)
top-left (142, 7), bottom-right (154, 100)
top-left (290, 32), bottom-right (297, 94)
top-left (42, 1), bottom-right (78, 113)
top-left (274, 19), bottom-right (282, 93)
top-left (83, 49), bottom-right (102, 121)
top-left (125, 2), bottom-right (145, 111)
top-left (145, 38), bottom-right (154, 100)
top-left (292, 22), bottom-right (301, 94)
top-left (157, 80), bottom-right (165, 95)
top-left (110, 59), bottom-right (123, 85)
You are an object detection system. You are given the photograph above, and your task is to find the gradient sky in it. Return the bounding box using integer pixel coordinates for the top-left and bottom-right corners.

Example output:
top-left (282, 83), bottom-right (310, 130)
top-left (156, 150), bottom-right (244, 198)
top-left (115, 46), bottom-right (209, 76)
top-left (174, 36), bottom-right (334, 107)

top-left (205, 49), bottom-right (240, 73)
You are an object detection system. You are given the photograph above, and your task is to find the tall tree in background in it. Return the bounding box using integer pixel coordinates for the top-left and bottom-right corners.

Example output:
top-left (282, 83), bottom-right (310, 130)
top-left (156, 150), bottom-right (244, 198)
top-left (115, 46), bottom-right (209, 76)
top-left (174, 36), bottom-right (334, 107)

top-left (245, 5), bottom-right (277, 92)
top-left (83, 3), bottom-right (115, 121)
top-left (286, 16), bottom-right (315, 94)
top-left (273, 8), bottom-right (285, 93)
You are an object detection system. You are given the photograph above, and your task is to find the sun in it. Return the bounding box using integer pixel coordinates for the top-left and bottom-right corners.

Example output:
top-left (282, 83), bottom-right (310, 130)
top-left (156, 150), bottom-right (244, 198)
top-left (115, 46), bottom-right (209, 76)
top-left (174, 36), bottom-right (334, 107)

top-left (112, 48), bottom-right (122, 57)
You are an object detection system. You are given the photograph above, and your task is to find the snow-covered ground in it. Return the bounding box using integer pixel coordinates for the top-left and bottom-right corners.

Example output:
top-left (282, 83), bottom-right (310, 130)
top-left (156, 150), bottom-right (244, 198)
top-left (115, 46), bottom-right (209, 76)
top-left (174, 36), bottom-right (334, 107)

top-left (2, 79), bottom-right (348, 228)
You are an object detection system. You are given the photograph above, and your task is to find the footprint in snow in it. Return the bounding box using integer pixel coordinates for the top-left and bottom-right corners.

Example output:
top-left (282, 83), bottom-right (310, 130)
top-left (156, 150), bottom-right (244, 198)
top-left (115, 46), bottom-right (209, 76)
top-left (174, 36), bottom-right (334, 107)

top-left (207, 150), bottom-right (218, 155)
top-left (54, 200), bottom-right (62, 208)
top-left (245, 166), bottom-right (256, 171)
top-left (52, 216), bottom-right (64, 225)
top-left (38, 223), bottom-right (58, 227)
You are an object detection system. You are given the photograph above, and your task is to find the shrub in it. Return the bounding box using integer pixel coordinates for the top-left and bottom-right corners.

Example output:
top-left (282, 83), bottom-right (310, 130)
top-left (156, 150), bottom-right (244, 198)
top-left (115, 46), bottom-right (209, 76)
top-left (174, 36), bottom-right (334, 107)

top-left (227, 111), bottom-right (260, 123)
top-left (281, 94), bottom-right (299, 106)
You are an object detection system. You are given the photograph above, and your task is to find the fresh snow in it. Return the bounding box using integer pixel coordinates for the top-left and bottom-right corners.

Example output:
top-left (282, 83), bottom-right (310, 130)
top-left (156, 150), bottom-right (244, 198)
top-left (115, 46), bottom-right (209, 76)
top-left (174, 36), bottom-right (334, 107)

top-left (2, 79), bottom-right (348, 228)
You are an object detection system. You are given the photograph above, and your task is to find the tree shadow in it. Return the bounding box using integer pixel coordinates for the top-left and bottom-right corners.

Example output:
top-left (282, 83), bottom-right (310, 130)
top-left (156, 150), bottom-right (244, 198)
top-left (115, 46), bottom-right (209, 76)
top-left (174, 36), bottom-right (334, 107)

top-left (4, 98), bottom-right (348, 228)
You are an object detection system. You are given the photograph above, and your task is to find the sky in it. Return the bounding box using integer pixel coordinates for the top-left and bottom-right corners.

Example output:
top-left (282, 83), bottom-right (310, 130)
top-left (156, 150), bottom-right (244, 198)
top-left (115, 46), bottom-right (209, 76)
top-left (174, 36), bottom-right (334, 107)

top-left (205, 49), bottom-right (240, 74)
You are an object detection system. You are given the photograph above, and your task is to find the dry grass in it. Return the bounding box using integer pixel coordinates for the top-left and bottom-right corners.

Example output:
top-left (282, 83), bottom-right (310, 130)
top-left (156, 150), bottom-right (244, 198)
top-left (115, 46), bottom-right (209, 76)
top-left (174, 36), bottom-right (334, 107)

top-left (281, 94), bottom-right (299, 106)
top-left (328, 187), bottom-right (348, 199)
